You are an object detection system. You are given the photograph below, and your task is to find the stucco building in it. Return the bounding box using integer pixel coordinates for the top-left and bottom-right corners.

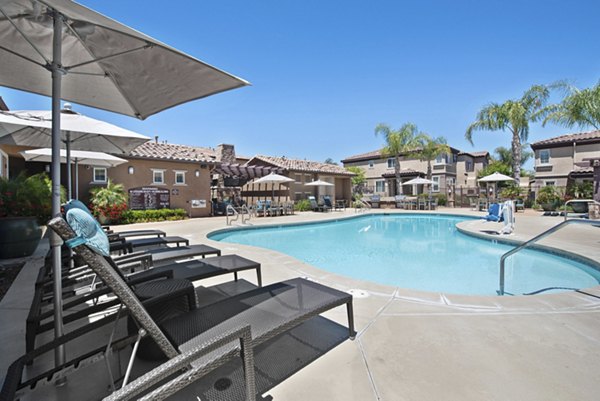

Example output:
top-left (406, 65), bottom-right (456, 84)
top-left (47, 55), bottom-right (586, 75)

top-left (341, 147), bottom-right (489, 196)
top-left (530, 130), bottom-right (600, 191)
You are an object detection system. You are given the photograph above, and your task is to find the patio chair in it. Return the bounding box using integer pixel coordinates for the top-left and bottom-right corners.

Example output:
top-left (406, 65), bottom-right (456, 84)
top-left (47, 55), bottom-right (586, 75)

top-left (515, 199), bottom-right (525, 212)
top-left (371, 195), bottom-right (381, 208)
top-left (484, 203), bottom-right (503, 222)
top-left (31, 214), bottom-right (356, 400)
top-left (322, 196), bottom-right (334, 212)
top-left (395, 195), bottom-right (406, 208)
top-left (308, 196), bottom-right (324, 212)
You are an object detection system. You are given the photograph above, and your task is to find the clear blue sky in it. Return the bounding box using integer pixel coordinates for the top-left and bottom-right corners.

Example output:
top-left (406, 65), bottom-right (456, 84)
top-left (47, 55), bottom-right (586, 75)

top-left (2, 0), bottom-right (600, 167)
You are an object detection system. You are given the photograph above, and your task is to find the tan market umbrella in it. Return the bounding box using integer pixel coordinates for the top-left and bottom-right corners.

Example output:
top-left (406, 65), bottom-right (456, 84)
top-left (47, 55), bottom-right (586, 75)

top-left (0, 0), bottom-right (248, 368)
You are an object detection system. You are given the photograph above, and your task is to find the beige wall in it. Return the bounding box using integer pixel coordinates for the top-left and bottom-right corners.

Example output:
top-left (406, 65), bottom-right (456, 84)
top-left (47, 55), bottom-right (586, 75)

top-left (534, 143), bottom-right (600, 187)
top-left (78, 158), bottom-right (213, 218)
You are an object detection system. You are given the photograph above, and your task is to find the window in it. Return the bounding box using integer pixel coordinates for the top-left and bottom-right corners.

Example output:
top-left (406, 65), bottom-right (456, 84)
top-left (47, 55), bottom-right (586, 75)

top-left (368, 160), bottom-right (374, 168)
top-left (375, 180), bottom-right (385, 193)
top-left (152, 169), bottom-right (165, 184)
top-left (174, 171), bottom-right (186, 185)
top-left (387, 158), bottom-right (395, 168)
top-left (539, 149), bottom-right (550, 164)
top-left (544, 181), bottom-right (555, 186)
top-left (93, 167), bottom-right (107, 183)
top-left (452, 153), bottom-right (457, 163)
top-left (435, 154), bottom-right (447, 165)
top-left (294, 174), bottom-right (302, 183)
top-left (432, 176), bottom-right (440, 192)
top-left (466, 161), bottom-right (474, 172)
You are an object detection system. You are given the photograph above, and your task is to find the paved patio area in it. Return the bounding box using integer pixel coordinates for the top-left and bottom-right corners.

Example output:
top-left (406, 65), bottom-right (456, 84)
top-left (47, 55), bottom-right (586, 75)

top-left (1, 207), bottom-right (599, 400)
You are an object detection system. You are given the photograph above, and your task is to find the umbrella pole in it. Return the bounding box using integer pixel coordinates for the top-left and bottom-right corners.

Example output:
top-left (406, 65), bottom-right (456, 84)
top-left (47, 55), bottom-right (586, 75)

top-left (50, 11), bottom-right (66, 372)
top-left (75, 159), bottom-right (79, 200)
top-left (66, 132), bottom-right (71, 200)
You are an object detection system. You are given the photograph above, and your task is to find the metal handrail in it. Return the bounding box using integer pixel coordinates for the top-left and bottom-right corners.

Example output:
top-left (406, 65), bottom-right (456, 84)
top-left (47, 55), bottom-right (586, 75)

top-left (498, 219), bottom-right (598, 295)
top-left (355, 198), bottom-right (371, 213)
top-left (563, 199), bottom-right (600, 221)
top-left (225, 204), bottom-right (239, 226)
top-left (241, 204), bottom-right (251, 223)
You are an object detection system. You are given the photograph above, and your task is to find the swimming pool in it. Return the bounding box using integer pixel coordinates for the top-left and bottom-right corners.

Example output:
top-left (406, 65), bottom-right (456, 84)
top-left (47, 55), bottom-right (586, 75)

top-left (210, 214), bottom-right (600, 296)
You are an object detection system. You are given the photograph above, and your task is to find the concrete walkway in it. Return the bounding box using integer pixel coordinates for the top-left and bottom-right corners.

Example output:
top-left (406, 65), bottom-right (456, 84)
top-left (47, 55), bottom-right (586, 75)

top-left (2, 207), bottom-right (599, 400)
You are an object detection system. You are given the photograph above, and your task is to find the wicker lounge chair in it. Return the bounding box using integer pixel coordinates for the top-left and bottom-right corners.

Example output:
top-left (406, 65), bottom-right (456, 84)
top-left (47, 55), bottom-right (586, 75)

top-left (41, 214), bottom-right (355, 400)
top-left (371, 195), bottom-right (381, 208)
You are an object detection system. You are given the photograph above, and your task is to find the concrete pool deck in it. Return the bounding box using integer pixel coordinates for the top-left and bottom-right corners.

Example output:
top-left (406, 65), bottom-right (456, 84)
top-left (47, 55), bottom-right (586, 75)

top-left (1, 207), bottom-right (599, 400)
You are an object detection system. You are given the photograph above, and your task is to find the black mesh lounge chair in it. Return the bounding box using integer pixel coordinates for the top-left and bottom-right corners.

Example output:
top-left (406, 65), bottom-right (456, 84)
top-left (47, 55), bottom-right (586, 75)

top-left (308, 196), bottom-right (324, 212)
top-left (41, 215), bottom-right (356, 400)
top-left (111, 229), bottom-right (166, 238)
top-left (322, 196), bottom-right (334, 212)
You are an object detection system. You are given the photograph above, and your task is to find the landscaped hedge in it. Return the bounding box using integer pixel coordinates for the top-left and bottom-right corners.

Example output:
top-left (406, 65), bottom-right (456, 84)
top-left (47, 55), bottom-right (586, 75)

top-left (120, 208), bottom-right (187, 224)
top-left (294, 199), bottom-right (312, 211)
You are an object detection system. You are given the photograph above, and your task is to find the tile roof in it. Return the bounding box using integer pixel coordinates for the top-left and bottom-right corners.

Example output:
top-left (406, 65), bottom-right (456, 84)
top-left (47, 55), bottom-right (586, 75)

top-left (128, 141), bottom-right (217, 163)
top-left (341, 150), bottom-right (383, 163)
top-left (381, 168), bottom-right (425, 178)
top-left (531, 130), bottom-right (600, 149)
top-left (249, 155), bottom-right (355, 176)
top-left (458, 151), bottom-right (489, 158)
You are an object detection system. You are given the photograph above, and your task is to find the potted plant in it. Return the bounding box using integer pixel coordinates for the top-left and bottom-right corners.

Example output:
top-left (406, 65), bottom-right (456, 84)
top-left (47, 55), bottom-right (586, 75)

top-left (89, 180), bottom-right (128, 224)
top-left (0, 173), bottom-right (54, 258)
top-left (536, 186), bottom-right (561, 211)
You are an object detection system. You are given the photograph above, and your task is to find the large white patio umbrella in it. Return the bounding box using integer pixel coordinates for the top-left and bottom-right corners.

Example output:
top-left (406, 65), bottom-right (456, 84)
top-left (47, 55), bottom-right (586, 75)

top-left (305, 179), bottom-right (334, 200)
top-left (20, 148), bottom-right (127, 199)
top-left (0, 0), bottom-right (248, 368)
top-left (478, 172), bottom-right (515, 199)
top-left (402, 177), bottom-right (435, 186)
top-left (1, 106), bottom-right (148, 198)
top-left (253, 172), bottom-right (295, 201)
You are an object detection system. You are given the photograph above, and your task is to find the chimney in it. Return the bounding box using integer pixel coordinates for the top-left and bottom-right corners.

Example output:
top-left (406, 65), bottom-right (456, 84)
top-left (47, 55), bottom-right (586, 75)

top-left (215, 144), bottom-right (236, 164)
top-left (154, 135), bottom-right (159, 144)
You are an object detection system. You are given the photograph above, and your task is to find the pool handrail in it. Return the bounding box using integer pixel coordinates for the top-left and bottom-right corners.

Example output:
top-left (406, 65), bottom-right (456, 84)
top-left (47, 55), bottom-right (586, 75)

top-left (498, 219), bottom-right (598, 295)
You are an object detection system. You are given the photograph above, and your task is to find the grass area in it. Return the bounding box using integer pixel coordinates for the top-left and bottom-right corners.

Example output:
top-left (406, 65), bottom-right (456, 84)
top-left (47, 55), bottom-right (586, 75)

top-left (0, 262), bottom-right (24, 302)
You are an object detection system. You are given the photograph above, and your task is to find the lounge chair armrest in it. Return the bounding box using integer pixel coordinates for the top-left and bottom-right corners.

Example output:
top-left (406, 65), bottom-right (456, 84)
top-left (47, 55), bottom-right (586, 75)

top-left (103, 325), bottom-right (256, 401)
top-left (127, 269), bottom-right (174, 285)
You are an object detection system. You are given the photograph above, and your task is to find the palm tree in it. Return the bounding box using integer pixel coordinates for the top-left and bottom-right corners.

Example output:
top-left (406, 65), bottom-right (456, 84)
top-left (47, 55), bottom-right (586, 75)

top-left (542, 81), bottom-right (600, 130)
top-left (416, 135), bottom-right (451, 181)
top-left (374, 122), bottom-right (426, 195)
top-left (494, 145), bottom-right (533, 172)
top-left (465, 85), bottom-right (550, 185)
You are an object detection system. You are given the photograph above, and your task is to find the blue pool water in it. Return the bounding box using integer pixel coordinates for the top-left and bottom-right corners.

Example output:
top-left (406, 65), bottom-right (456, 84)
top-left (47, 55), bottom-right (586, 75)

top-left (210, 214), bottom-right (600, 296)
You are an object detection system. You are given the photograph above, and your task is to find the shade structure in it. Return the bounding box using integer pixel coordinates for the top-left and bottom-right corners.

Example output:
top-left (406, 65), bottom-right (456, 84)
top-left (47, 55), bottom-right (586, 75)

top-left (20, 148), bottom-right (127, 167)
top-left (0, 0), bottom-right (250, 119)
top-left (0, 109), bottom-right (149, 153)
top-left (304, 179), bottom-right (334, 187)
top-left (478, 172), bottom-right (515, 182)
top-left (0, 0), bottom-right (248, 371)
top-left (402, 177), bottom-right (435, 186)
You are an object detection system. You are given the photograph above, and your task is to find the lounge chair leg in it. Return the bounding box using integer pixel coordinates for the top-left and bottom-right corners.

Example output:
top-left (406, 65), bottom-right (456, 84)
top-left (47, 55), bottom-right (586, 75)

top-left (234, 271), bottom-right (239, 282)
top-left (256, 267), bottom-right (263, 287)
top-left (122, 328), bottom-right (146, 388)
top-left (346, 301), bottom-right (356, 340)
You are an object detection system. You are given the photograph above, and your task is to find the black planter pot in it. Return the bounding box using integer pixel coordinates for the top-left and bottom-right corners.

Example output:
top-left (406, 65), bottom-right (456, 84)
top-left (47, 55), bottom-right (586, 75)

top-left (0, 216), bottom-right (43, 259)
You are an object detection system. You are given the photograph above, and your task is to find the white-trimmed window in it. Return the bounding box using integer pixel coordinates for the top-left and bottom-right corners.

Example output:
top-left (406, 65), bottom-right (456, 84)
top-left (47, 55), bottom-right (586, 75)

top-left (174, 170), bottom-right (187, 185)
top-left (368, 160), bottom-right (374, 168)
top-left (466, 160), bottom-right (474, 172)
top-left (152, 169), bottom-right (165, 184)
top-left (93, 167), bottom-right (107, 183)
top-left (435, 154), bottom-right (447, 165)
top-left (432, 176), bottom-right (440, 192)
top-left (539, 149), bottom-right (550, 165)
top-left (375, 180), bottom-right (385, 193)
top-left (295, 174), bottom-right (302, 183)
top-left (387, 158), bottom-right (395, 168)
top-left (544, 181), bottom-right (556, 186)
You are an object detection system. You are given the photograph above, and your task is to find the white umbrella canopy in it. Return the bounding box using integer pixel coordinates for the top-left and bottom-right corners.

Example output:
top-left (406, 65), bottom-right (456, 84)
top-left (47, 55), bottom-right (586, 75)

top-left (402, 177), bottom-right (435, 186)
top-left (304, 179), bottom-right (334, 187)
top-left (0, 108), bottom-right (149, 153)
top-left (253, 172), bottom-right (295, 184)
top-left (0, 0), bottom-right (250, 119)
top-left (478, 172), bottom-right (515, 182)
top-left (20, 148), bottom-right (127, 167)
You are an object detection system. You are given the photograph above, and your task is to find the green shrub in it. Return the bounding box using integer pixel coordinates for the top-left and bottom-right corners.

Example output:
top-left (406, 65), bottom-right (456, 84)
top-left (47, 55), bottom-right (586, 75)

top-left (435, 194), bottom-right (447, 206)
top-left (500, 184), bottom-right (523, 199)
top-left (89, 180), bottom-right (128, 223)
top-left (294, 199), bottom-right (311, 211)
top-left (536, 186), bottom-right (563, 210)
top-left (120, 208), bottom-right (187, 224)
top-left (0, 172), bottom-right (57, 224)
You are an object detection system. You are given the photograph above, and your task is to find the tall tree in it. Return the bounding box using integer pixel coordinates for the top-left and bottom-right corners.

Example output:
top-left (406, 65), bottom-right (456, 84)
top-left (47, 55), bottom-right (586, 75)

top-left (416, 135), bottom-right (451, 181)
top-left (465, 85), bottom-right (550, 185)
top-left (374, 122), bottom-right (426, 195)
top-left (542, 81), bottom-right (600, 130)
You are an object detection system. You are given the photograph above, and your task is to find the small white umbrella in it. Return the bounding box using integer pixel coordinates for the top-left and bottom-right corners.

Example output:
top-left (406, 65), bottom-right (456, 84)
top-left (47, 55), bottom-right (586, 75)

top-left (253, 172), bottom-right (294, 201)
top-left (20, 148), bottom-right (127, 199)
top-left (304, 179), bottom-right (334, 187)
top-left (478, 172), bottom-right (515, 199)
top-left (402, 177), bottom-right (435, 186)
